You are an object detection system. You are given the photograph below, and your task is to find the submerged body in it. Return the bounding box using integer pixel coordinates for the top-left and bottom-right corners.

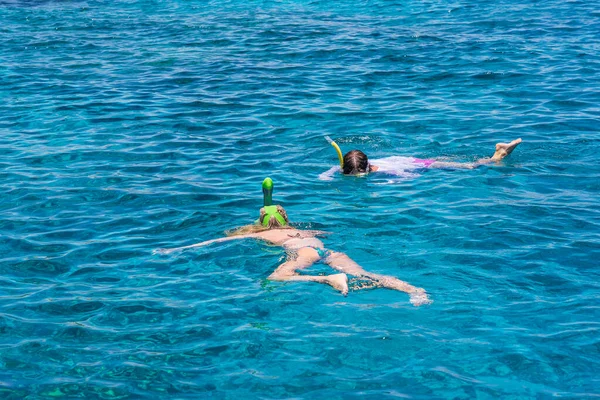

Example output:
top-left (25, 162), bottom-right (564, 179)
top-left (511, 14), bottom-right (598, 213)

top-left (375, 156), bottom-right (436, 171)
top-left (158, 226), bottom-right (431, 306)
top-left (320, 156), bottom-right (437, 180)
top-left (321, 138), bottom-right (522, 179)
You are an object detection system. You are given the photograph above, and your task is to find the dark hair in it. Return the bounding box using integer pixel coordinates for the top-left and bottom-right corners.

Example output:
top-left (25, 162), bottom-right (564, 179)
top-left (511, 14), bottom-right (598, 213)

top-left (343, 150), bottom-right (370, 175)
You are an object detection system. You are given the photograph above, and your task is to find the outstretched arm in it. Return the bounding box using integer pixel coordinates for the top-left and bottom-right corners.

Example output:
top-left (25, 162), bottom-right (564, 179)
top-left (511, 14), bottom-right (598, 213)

top-left (154, 233), bottom-right (259, 255)
top-left (318, 166), bottom-right (339, 181)
top-left (303, 230), bottom-right (331, 237)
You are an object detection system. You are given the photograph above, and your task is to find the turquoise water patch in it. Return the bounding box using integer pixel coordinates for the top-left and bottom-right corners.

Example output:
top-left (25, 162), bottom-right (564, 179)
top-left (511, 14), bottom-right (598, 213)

top-left (1, 0), bottom-right (599, 398)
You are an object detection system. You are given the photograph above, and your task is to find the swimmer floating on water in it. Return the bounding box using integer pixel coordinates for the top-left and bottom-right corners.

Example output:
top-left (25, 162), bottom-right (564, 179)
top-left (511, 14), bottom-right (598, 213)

top-left (156, 178), bottom-right (431, 306)
top-left (320, 137), bottom-right (522, 179)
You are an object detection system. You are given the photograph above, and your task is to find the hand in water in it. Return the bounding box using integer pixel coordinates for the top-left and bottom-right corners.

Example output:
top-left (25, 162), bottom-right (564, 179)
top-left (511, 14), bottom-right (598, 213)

top-left (410, 288), bottom-right (433, 306)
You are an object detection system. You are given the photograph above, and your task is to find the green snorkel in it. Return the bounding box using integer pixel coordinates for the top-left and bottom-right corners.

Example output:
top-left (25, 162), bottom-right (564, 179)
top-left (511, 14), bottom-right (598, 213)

top-left (262, 177), bottom-right (273, 206)
top-left (260, 177), bottom-right (287, 227)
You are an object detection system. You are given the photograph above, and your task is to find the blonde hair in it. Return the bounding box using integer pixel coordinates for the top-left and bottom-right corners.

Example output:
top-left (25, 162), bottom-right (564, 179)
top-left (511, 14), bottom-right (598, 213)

top-left (226, 205), bottom-right (291, 237)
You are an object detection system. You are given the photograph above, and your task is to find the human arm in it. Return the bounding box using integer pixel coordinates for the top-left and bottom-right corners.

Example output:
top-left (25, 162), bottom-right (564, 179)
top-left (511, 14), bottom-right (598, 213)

top-left (154, 233), bottom-right (259, 255)
top-left (318, 166), bottom-right (339, 181)
top-left (301, 230), bottom-right (331, 237)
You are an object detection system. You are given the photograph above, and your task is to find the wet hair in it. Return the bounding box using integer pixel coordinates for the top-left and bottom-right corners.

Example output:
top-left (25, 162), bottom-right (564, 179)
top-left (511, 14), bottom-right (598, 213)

top-left (343, 150), bottom-right (370, 175)
top-left (226, 205), bottom-right (291, 236)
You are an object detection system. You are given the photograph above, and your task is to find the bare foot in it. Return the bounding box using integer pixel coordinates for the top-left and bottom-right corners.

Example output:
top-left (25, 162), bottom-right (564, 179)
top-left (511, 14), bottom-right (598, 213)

top-left (409, 288), bottom-right (432, 306)
top-left (327, 273), bottom-right (349, 296)
top-left (491, 138), bottom-right (522, 161)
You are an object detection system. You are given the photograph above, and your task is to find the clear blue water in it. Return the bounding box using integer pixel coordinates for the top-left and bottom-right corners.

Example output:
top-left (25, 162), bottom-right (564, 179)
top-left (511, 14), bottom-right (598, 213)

top-left (1, 0), bottom-right (599, 398)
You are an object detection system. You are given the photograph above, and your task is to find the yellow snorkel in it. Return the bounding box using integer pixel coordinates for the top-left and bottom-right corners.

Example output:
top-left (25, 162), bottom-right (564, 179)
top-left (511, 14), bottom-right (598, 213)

top-left (325, 136), bottom-right (344, 169)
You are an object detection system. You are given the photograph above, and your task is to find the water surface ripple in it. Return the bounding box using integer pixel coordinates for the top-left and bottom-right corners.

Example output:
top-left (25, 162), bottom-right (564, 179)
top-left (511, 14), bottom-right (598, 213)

top-left (1, 0), bottom-right (599, 398)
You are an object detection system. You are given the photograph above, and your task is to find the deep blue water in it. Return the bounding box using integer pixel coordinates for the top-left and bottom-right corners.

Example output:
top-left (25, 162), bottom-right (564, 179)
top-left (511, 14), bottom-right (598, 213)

top-left (1, 0), bottom-right (600, 398)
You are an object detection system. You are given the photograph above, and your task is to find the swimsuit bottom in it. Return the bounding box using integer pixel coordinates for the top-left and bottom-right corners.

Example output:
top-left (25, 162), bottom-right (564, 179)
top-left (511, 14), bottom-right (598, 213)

top-left (312, 247), bottom-right (333, 260)
top-left (413, 158), bottom-right (436, 168)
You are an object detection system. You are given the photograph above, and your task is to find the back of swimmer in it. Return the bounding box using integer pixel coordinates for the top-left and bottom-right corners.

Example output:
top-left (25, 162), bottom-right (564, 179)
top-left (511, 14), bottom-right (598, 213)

top-left (156, 177), bottom-right (432, 305)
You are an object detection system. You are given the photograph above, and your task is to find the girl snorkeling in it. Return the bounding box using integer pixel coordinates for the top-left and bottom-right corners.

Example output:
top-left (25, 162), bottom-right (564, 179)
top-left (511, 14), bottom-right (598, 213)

top-left (157, 204), bottom-right (431, 306)
top-left (321, 138), bottom-right (522, 178)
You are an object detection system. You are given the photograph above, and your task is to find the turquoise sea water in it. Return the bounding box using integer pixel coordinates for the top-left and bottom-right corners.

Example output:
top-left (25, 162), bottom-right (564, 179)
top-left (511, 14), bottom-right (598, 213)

top-left (2, 0), bottom-right (600, 398)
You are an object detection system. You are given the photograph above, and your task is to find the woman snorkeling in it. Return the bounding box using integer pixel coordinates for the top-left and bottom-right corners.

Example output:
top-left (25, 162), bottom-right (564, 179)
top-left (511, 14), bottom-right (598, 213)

top-left (157, 198), bottom-right (431, 306)
top-left (321, 137), bottom-right (522, 178)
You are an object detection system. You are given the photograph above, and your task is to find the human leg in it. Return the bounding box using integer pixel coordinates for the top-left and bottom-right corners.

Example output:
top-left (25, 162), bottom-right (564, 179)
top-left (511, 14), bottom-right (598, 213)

top-left (429, 138), bottom-right (522, 169)
top-left (324, 251), bottom-right (431, 306)
top-left (429, 161), bottom-right (477, 169)
top-left (267, 247), bottom-right (349, 295)
top-left (490, 138), bottom-right (522, 161)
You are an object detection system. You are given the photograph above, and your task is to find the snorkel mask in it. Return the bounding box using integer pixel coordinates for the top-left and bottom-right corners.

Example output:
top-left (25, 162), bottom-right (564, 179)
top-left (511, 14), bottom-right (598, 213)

top-left (260, 177), bottom-right (287, 227)
top-left (261, 205), bottom-right (287, 227)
